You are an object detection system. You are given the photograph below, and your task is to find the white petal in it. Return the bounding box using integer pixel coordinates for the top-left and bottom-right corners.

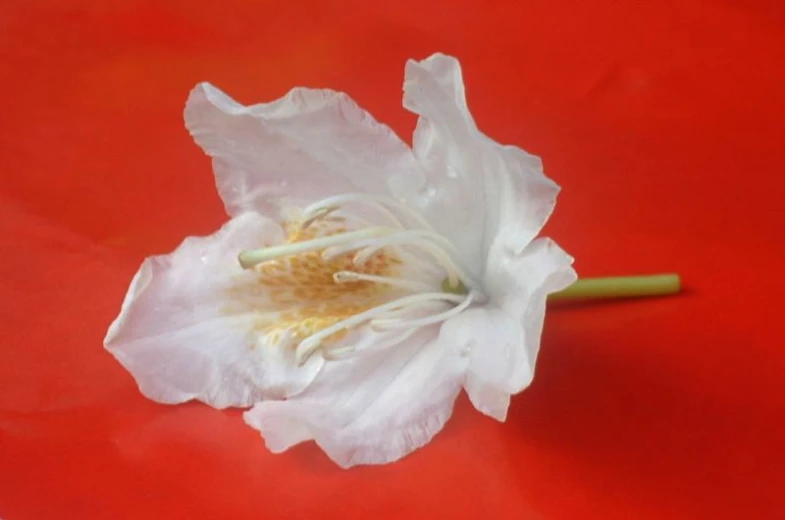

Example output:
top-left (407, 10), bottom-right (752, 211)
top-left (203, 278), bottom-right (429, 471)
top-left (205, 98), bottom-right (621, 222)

top-left (395, 53), bottom-right (560, 275)
top-left (104, 212), bottom-right (323, 409)
top-left (459, 238), bottom-right (577, 421)
top-left (184, 83), bottom-right (419, 217)
top-left (243, 327), bottom-right (469, 468)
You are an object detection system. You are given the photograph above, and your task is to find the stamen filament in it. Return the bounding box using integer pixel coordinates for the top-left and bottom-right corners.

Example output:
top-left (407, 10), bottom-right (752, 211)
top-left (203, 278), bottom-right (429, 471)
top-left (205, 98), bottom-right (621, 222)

top-left (353, 234), bottom-right (467, 288)
top-left (371, 291), bottom-right (477, 330)
top-left (300, 206), bottom-right (339, 229)
top-left (355, 229), bottom-right (460, 258)
top-left (320, 237), bottom-right (389, 261)
top-left (303, 194), bottom-right (435, 232)
top-left (322, 329), bottom-right (418, 361)
top-left (311, 229), bottom-right (474, 295)
top-left (238, 227), bottom-right (392, 269)
top-left (333, 271), bottom-right (434, 293)
top-left (295, 292), bottom-right (468, 365)
top-left (303, 196), bottom-right (404, 229)
top-left (368, 298), bottom-right (451, 321)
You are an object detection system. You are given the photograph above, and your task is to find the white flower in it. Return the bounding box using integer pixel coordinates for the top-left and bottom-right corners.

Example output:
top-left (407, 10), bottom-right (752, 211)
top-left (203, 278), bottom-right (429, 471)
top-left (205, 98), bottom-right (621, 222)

top-left (104, 53), bottom-right (577, 468)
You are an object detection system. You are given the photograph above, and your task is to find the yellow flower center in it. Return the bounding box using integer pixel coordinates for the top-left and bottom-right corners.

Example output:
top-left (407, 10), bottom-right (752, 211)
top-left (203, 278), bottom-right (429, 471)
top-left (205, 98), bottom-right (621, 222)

top-left (232, 194), bottom-right (478, 364)
top-left (253, 217), bottom-right (403, 349)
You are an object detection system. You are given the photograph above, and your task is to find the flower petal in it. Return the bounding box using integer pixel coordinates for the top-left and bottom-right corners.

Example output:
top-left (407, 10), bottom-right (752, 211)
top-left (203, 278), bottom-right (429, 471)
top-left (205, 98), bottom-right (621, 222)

top-left (395, 53), bottom-right (560, 275)
top-left (460, 238), bottom-right (577, 421)
top-left (243, 327), bottom-right (469, 468)
top-left (104, 212), bottom-right (323, 409)
top-left (184, 83), bottom-right (419, 217)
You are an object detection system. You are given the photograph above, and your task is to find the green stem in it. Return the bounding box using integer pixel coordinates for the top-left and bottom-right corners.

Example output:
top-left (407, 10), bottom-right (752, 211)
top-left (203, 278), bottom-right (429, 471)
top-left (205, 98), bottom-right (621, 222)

top-left (548, 274), bottom-right (681, 302)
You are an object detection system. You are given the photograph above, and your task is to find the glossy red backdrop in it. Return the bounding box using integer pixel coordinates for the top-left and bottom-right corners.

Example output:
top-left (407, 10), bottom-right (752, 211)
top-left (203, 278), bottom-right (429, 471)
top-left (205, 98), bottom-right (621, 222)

top-left (1, 0), bottom-right (783, 518)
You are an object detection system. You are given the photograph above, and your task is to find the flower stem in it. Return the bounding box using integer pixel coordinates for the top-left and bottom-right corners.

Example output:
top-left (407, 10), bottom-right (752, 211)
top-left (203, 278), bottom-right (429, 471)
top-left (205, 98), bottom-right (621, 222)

top-left (548, 274), bottom-right (681, 302)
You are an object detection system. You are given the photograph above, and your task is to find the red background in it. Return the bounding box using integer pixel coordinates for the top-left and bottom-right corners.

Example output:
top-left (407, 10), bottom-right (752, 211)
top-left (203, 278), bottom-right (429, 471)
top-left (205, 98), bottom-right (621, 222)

top-left (1, 0), bottom-right (783, 518)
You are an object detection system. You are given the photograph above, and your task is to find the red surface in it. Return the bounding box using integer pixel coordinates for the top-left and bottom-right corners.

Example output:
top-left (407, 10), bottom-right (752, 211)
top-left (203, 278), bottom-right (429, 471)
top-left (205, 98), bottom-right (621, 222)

top-left (1, 1), bottom-right (784, 518)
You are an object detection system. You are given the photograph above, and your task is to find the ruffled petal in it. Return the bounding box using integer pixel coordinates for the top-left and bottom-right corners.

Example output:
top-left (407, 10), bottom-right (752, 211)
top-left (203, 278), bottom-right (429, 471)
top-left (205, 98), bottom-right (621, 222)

top-left (184, 83), bottom-right (420, 217)
top-left (395, 53), bottom-right (560, 275)
top-left (104, 212), bottom-right (323, 409)
top-left (460, 238), bottom-right (577, 421)
top-left (243, 327), bottom-right (469, 468)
